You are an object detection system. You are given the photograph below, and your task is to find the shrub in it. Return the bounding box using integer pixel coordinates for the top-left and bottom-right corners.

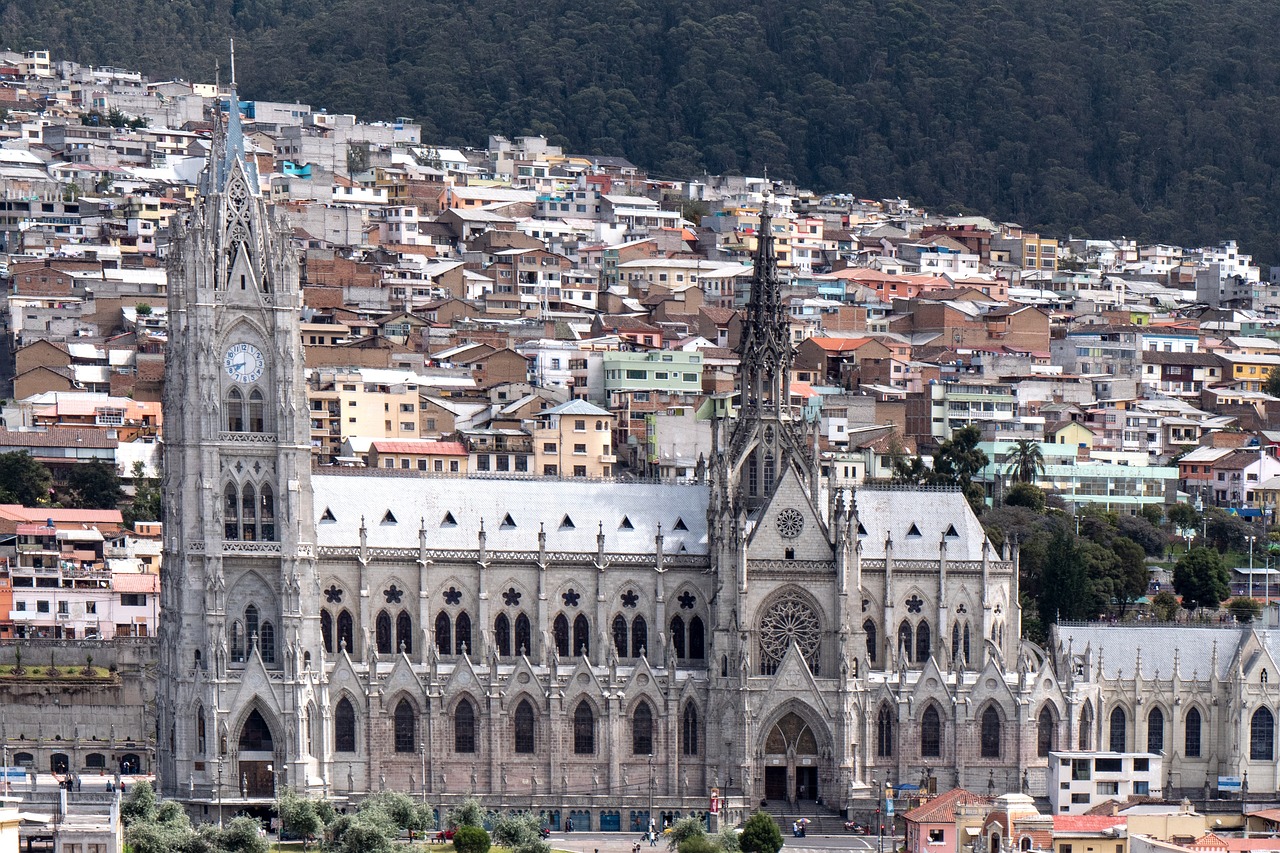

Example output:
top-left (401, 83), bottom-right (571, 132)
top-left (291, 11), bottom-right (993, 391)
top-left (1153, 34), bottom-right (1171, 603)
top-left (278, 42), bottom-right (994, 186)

top-left (454, 824), bottom-right (492, 853)
top-left (739, 812), bottom-right (783, 853)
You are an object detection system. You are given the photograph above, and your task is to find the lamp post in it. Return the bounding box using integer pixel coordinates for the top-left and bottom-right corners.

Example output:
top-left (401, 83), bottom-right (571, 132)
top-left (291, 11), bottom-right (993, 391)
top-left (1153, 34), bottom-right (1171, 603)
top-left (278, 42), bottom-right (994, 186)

top-left (420, 744), bottom-right (427, 806)
top-left (1249, 535), bottom-right (1257, 599)
top-left (873, 774), bottom-right (883, 853)
top-left (648, 754), bottom-right (655, 837)
top-left (216, 758), bottom-right (224, 829)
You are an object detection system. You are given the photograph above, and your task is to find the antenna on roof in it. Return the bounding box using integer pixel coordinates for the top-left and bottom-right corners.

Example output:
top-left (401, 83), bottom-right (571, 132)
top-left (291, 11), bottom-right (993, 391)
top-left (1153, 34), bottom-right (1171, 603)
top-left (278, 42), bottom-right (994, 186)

top-left (229, 38), bottom-right (237, 89)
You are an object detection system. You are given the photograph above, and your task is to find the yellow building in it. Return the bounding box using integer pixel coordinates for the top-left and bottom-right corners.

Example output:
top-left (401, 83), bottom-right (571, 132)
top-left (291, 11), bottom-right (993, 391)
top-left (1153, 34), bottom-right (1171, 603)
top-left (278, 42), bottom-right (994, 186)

top-left (1216, 353), bottom-right (1280, 392)
top-left (532, 399), bottom-right (616, 477)
top-left (307, 367), bottom-right (425, 463)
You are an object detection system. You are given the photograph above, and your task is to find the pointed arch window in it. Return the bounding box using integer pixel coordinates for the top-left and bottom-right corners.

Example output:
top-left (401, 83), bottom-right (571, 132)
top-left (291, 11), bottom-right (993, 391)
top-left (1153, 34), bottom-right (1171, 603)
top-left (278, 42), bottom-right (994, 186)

top-left (573, 701), bottom-right (595, 754)
top-left (671, 615), bottom-right (686, 659)
top-left (682, 704), bottom-right (699, 755)
top-left (245, 605), bottom-right (260, 653)
top-left (241, 484), bottom-right (257, 541)
top-left (631, 616), bottom-right (648, 658)
top-left (613, 615), bottom-right (628, 658)
top-left (514, 699), bottom-right (535, 754)
top-left (259, 620), bottom-right (275, 664)
top-left (196, 705), bottom-right (206, 755)
top-left (435, 612), bottom-right (451, 657)
top-left (915, 620), bottom-right (931, 663)
top-left (963, 622), bottom-right (971, 664)
top-left (337, 609), bottom-right (354, 655)
top-left (394, 699), bottom-right (416, 753)
top-left (1147, 708), bottom-right (1165, 754)
top-left (455, 612), bottom-right (472, 656)
top-left (864, 620), bottom-right (878, 665)
top-left (1109, 707), bottom-right (1127, 753)
top-left (224, 483), bottom-right (240, 540)
top-left (951, 621), bottom-right (960, 662)
top-left (689, 616), bottom-right (705, 659)
top-left (230, 620), bottom-right (244, 663)
top-left (1185, 708), bottom-right (1202, 758)
top-left (514, 613), bottom-right (531, 656)
top-left (335, 698), bottom-right (356, 753)
top-left (396, 611), bottom-right (412, 654)
top-left (259, 485), bottom-right (275, 541)
top-left (375, 611), bottom-right (392, 655)
top-left (495, 613), bottom-right (512, 657)
top-left (226, 387), bottom-right (245, 432)
top-left (1079, 704), bottom-right (1093, 751)
top-left (633, 701), bottom-right (654, 755)
top-left (921, 705), bottom-right (941, 758)
top-left (248, 389), bottom-right (265, 432)
top-left (898, 620), bottom-right (913, 663)
top-left (553, 614), bottom-right (569, 657)
top-left (573, 614), bottom-right (590, 657)
top-left (454, 699), bottom-right (476, 753)
top-left (1037, 707), bottom-right (1055, 757)
top-left (876, 705), bottom-right (894, 758)
top-left (980, 706), bottom-right (1002, 758)
top-left (320, 607), bottom-right (335, 653)
top-left (1252, 707), bottom-right (1274, 761)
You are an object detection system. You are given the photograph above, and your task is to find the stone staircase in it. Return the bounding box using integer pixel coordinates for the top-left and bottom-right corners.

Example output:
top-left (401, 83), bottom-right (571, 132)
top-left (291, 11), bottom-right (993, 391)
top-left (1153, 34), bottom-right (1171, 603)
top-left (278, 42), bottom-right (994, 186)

top-left (758, 799), bottom-right (847, 836)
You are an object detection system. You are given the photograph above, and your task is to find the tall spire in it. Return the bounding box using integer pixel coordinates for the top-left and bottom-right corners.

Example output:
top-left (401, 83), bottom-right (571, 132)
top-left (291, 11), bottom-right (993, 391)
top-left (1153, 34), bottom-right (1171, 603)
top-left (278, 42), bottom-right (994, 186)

top-left (205, 39), bottom-right (255, 195)
top-left (736, 197), bottom-right (791, 418)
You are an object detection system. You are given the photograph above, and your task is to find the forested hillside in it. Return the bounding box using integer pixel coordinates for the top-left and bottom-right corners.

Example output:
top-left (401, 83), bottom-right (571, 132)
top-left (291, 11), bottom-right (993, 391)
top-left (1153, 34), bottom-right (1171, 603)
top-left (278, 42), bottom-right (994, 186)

top-left (4, 0), bottom-right (1279, 256)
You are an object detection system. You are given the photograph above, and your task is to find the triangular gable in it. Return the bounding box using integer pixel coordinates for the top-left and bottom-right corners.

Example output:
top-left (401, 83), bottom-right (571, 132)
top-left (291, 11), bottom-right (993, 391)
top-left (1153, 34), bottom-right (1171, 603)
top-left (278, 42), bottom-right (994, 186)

top-left (621, 655), bottom-right (665, 705)
top-left (502, 655), bottom-right (547, 703)
top-left (563, 654), bottom-right (607, 703)
top-left (746, 465), bottom-right (833, 561)
top-left (766, 642), bottom-right (830, 718)
top-left (382, 651), bottom-right (424, 700)
top-left (441, 650), bottom-right (483, 696)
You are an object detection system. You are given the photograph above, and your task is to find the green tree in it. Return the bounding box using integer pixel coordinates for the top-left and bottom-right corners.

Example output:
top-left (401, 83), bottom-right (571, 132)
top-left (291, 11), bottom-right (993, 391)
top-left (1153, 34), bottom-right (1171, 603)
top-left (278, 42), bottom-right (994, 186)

top-left (121, 780), bottom-right (158, 825)
top-left (931, 425), bottom-right (989, 488)
top-left (1038, 528), bottom-right (1100, 626)
top-left (739, 811), bottom-right (783, 853)
top-left (1265, 366), bottom-right (1280, 397)
top-left (64, 458), bottom-right (123, 509)
top-left (667, 816), bottom-right (707, 851)
top-left (447, 797), bottom-right (490, 829)
top-left (1141, 504), bottom-right (1165, 527)
top-left (0, 451), bottom-right (53, 505)
top-left (1173, 547), bottom-right (1231, 612)
top-left (1005, 438), bottom-right (1045, 484)
top-left (1151, 590), bottom-right (1180, 622)
top-left (1166, 501), bottom-right (1199, 530)
top-left (124, 460), bottom-right (162, 526)
top-left (493, 812), bottom-right (549, 853)
top-left (334, 820), bottom-right (393, 853)
top-left (454, 825), bottom-right (492, 853)
top-left (1228, 596), bottom-right (1263, 624)
top-left (1004, 482), bottom-right (1045, 512)
top-left (219, 816), bottom-right (270, 853)
top-left (276, 788), bottom-right (324, 847)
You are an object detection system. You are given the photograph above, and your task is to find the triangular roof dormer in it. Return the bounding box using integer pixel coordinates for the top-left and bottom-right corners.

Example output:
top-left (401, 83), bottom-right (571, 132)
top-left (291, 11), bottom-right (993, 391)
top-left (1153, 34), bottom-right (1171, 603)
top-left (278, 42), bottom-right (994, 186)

top-left (320, 507), bottom-right (336, 523)
top-left (620, 516), bottom-right (634, 530)
top-left (673, 517), bottom-right (688, 531)
top-left (907, 523), bottom-right (922, 538)
top-left (944, 524), bottom-right (959, 538)
top-left (382, 510), bottom-right (397, 524)
top-left (560, 515), bottom-right (575, 530)
top-left (441, 511), bottom-right (457, 527)
top-left (501, 513), bottom-right (516, 529)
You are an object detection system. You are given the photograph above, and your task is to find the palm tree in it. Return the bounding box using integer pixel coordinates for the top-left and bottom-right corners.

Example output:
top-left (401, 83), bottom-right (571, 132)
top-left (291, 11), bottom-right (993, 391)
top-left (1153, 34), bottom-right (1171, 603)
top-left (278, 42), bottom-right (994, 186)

top-left (1005, 439), bottom-right (1045, 485)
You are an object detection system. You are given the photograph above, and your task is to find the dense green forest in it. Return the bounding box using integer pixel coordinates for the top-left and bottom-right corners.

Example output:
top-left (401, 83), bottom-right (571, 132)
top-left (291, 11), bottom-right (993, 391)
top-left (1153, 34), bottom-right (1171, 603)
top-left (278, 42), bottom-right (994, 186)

top-left (4, 0), bottom-right (1280, 257)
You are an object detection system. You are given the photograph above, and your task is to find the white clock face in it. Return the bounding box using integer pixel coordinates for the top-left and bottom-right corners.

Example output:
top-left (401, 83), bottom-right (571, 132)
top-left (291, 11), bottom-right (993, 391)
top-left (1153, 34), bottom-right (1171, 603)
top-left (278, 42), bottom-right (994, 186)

top-left (223, 342), bottom-right (265, 384)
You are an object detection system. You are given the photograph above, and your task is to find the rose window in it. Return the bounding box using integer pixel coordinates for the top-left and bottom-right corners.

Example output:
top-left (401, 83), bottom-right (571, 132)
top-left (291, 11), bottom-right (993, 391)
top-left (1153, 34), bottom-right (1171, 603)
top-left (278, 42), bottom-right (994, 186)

top-left (776, 508), bottom-right (804, 539)
top-left (759, 592), bottom-right (821, 675)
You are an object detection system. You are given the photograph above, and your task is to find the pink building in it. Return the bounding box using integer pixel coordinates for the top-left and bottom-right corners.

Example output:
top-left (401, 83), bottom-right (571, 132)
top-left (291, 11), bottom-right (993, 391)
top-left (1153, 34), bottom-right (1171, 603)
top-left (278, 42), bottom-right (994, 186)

top-left (904, 788), bottom-right (992, 853)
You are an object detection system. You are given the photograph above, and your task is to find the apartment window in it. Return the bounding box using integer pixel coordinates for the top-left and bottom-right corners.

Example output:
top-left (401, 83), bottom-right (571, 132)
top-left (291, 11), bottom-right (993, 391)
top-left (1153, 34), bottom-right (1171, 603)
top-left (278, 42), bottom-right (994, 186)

top-left (434, 460), bottom-right (443, 472)
top-left (544, 442), bottom-right (557, 452)
top-left (573, 465), bottom-right (587, 477)
top-left (37, 601), bottom-right (50, 613)
top-left (57, 601), bottom-right (68, 614)
top-left (400, 422), bottom-right (414, 431)
top-left (121, 594), bottom-right (147, 607)
top-left (574, 444), bottom-right (587, 454)
top-left (477, 455), bottom-right (490, 472)
top-left (401, 459), bottom-right (410, 469)
top-left (426, 418), bottom-right (437, 431)
top-left (418, 460), bottom-right (427, 471)
top-left (575, 419), bottom-right (586, 431)
top-left (400, 403), bottom-right (414, 412)
top-left (449, 461), bottom-right (460, 473)
top-left (14, 602), bottom-right (24, 612)
top-left (86, 601), bottom-right (96, 614)
top-left (928, 831), bottom-right (945, 844)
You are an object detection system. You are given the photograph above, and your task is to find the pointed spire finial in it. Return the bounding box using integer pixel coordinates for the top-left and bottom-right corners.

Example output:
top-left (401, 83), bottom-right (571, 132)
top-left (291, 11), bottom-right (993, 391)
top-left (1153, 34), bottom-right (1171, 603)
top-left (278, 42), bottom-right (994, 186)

top-left (229, 38), bottom-right (237, 89)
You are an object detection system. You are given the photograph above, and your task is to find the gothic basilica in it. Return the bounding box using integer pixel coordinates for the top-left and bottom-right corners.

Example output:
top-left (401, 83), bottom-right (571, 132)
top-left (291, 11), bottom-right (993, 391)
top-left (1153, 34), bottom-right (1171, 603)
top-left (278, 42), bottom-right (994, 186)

top-left (157, 101), bottom-right (1061, 824)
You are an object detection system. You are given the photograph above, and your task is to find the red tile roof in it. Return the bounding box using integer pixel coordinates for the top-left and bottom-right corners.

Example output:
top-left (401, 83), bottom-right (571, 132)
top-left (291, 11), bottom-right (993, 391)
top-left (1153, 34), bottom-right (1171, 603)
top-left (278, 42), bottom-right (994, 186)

top-left (903, 788), bottom-right (991, 824)
top-left (370, 440), bottom-right (468, 456)
top-left (1051, 815), bottom-right (1127, 833)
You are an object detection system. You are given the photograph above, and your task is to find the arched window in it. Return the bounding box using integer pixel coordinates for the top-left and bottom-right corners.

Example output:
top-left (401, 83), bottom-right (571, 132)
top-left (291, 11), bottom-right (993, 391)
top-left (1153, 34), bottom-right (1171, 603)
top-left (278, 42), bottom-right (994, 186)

top-left (951, 621), bottom-right (960, 662)
top-left (876, 705), bottom-right (894, 758)
top-left (245, 605), bottom-right (260, 652)
top-left (196, 705), bottom-right (206, 755)
top-left (241, 484), bottom-right (257, 541)
top-left (1252, 708), bottom-right (1275, 761)
top-left (963, 622), bottom-right (971, 664)
top-left (915, 620), bottom-right (931, 663)
top-left (1038, 707), bottom-right (1055, 757)
top-left (259, 620), bottom-right (275, 664)
top-left (514, 699), bottom-right (536, 754)
top-left (573, 614), bottom-right (590, 657)
top-left (981, 706), bottom-right (1002, 758)
top-left (455, 612), bottom-right (472, 656)
top-left (612, 615), bottom-right (628, 658)
top-left (670, 616), bottom-right (686, 659)
top-left (1185, 708), bottom-right (1202, 758)
top-left (1147, 708), bottom-right (1165, 754)
top-left (898, 620), bottom-right (913, 663)
top-left (1079, 704), bottom-right (1093, 751)
top-left (1109, 707), bottom-right (1127, 753)
top-left (633, 702), bottom-right (654, 755)
top-left (921, 706), bottom-right (941, 758)
top-left (335, 698), bottom-right (356, 752)
top-left (337, 609), bottom-right (354, 655)
top-left (454, 700), bottom-right (476, 753)
top-left (435, 612), bottom-right (451, 656)
top-left (396, 611), bottom-right (412, 654)
top-left (682, 704), bottom-right (699, 755)
top-left (248, 389), bottom-right (265, 432)
top-left (553, 614), bottom-right (570, 657)
top-left (573, 701), bottom-right (595, 754)
top-left (864, 620), bottom-right (877, 664)
top-left (495, 613), bottom-right (512, 657)
top-left (514, 613), bottom-right (532, 656)
top-left (394, 699), bottom-right (416, 753)
top-left (259, 485), bottom-right (275, 541)
top-left (224, 483), bottom-right (239, 540)
top-left (375, 611), bottom-right (392, 655)
top-left (689, 616), bottom-right (705, 659)
top-left (226, 387), bottom-right (244, 432)
top-left (320, 611), bottom-right (333, 654)
top-left (632, 616), bottom-right (648, 658)
top-left (230, 620), bottom-right (244, 663)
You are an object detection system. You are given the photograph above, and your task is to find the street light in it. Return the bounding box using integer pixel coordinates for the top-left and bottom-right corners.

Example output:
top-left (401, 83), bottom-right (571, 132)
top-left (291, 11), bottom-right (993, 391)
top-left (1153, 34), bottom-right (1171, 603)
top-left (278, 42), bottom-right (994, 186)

top-left (648, 754), bottom-right (655, 838)
top-left (1249, 535), bottom-right (1257, 600)
top-left (216, 758), bottom-right (224, 828)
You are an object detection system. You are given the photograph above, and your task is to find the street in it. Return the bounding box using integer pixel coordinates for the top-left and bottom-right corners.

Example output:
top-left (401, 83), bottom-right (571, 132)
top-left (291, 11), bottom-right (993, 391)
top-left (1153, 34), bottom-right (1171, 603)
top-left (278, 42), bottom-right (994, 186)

top-left (549, 830), bottom-right (903, 853)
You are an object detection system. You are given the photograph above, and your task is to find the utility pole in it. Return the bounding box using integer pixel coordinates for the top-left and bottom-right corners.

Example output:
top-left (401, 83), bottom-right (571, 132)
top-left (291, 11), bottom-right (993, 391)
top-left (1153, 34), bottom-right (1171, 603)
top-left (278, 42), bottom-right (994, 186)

top-left (649, 754), bottom-right (656, 836)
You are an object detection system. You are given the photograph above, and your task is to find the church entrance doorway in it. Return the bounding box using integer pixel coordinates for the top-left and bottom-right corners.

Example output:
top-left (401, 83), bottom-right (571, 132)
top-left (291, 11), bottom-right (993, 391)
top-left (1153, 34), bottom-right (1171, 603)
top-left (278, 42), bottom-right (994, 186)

top-left (237, 708), bottom-right (276, 798)
top-left (763, 711), bottom-right (823, 805)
